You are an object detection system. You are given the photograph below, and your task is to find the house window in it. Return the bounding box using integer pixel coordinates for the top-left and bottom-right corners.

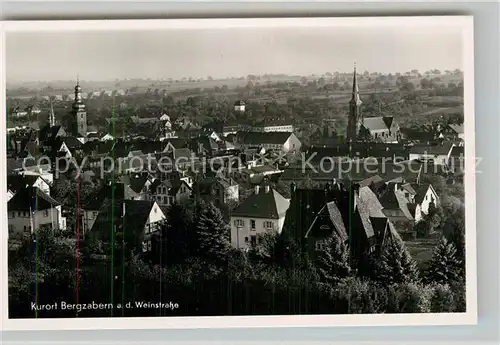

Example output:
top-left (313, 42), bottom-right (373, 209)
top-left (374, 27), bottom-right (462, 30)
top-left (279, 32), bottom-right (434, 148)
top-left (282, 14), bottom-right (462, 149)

top-left (250, 220), bottom-right (256, 230)
top-left (234, 219), bottom-right (244, 227)
top-left (244, 237), bottom-right (249, 243)
top-left (374, 133), bottom-right (378, 139)
top-left (142, 242), bottom-right (148, 252)
top-left (315, 239), bottom-right (327, 252)
top-left (43, 210), bottom-right (49, 217)
top-left (11, 212), bottom-right (15, 218)
top-left (264, 221), bottom-right (273, 229)
top-left (18, 212), bottom-right (21, 217)
top-left (8, 225), bottom-right (14, 233)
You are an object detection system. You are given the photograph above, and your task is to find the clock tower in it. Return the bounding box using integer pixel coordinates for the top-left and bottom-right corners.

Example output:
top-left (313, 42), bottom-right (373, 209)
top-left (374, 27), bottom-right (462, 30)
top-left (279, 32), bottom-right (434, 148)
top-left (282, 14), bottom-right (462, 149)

top-left (72, 77), bottom-right (87, 139)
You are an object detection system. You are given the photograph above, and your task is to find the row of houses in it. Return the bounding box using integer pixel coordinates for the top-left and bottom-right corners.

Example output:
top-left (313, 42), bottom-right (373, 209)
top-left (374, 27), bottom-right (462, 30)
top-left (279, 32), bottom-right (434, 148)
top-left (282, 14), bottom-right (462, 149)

top-left (228, 175), bottom-right (439, 260)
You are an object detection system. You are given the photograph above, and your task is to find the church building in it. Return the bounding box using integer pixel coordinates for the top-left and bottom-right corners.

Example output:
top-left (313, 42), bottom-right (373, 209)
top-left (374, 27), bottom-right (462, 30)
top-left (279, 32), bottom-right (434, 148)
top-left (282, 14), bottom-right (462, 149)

top-left (346, 65), bottom-right (401, 144)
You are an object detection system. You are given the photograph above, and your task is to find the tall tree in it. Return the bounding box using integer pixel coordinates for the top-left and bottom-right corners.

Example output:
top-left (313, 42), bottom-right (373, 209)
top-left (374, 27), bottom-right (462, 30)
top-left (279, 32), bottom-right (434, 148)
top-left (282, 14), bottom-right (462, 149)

top-left (195, 201), bottom-right (231, 263)
top-left (164, 203), bottom-right (195, 265)
top-left (426, 237), bottom-right (463, 284)
top-left (376, 238), bottom-right (420, 286)
top-left (316, 233), bottom-right (351, 287)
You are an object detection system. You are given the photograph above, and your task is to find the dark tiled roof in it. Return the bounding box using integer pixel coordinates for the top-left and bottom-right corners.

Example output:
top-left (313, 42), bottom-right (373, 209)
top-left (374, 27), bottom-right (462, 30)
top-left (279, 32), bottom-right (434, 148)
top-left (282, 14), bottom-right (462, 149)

top-left (164, 138), bottom-right (190, 150)
top-left (8, 186), bottom-right (61, 211)
top-left (449, 146), bottom-right (464, 158)
top-left (399, 127), bottom-right (434, 142)
top-left (7, 175), bottom-right (47, 194)
top-left (60, 136), bottom-right (83, 149)
top-left (84, 182), bottom-right (125, 210)
top-left (238, 131), bottom-right (293, 146)
top-left (325, 201), bottom-right (348, 241)
top-left (91, 199), bottom-right (160, 240)
top-left (232, 188), bottom-right (289, 219)
top-left (39, 125), bottom-right (65, 142)
top-left (413, 183), bottom-right (432, 205)
top-left (448, 124), bottom-right (464, 134)
top-left (119, 173), bottom-right (149, 194)
top-left (409, 142), bottom-right (454, 156)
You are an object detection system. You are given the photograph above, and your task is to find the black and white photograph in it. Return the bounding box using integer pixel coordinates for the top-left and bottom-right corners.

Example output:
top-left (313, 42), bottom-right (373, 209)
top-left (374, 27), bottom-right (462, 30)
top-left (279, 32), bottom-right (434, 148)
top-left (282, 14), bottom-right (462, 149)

top-left (0, 17), bottom-right (476, 330)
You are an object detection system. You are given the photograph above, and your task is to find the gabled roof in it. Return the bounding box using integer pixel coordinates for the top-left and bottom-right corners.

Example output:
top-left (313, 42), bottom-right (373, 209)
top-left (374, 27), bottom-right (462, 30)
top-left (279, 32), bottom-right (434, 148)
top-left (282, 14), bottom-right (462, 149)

top-left (84, 182), bottom-right (125, 210)
top-left (119, 173), bottom-right (150, 194)
top-left (360, 116), bottom-right (390, 131)
top-left (409, 142), bottom-right (454, 156)
top-left (401, 183), bottom-right (417, 195)
top-left (39, 125), bottom-right (65, 142)
top-left (8, 186), bottom-right (61, 211)
top-left (325, 201), bottom-right (348, 241)
top-left (379, 188), bottom-right (414, 220)
top-left (232, 187), bottom-right (289, 219)
top-left (164, 138), bottom-right (190, 150)
top-left (356, 186), bottom-right (387, 238)
top-left (193, 136), bottom-right (219, 152)
top-left (7, 174), bottom-right (48, 194)
top-left (91, 199), bottom-right (161, 239)
top-left (448, 124), bottom-right (464, 134)
top-left (413, 183), bottom-right (436, 205)
top-left (173, 148), bottom-right (192, 159)
top-left (60, 136), bottom-right (83, 149)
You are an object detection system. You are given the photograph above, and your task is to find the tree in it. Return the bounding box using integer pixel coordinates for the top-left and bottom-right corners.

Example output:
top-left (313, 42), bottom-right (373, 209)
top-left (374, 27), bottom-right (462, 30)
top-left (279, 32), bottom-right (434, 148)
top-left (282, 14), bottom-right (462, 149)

top-left (316, 234), bottom-right (351, 287)
top-left (415, 200), bottom-right (442, 237)
top-left (195, 201), bottom-right (231, 263)
top-left (426, 237), bottom-right (462, 285)
top-left (376, 238), bottom-right (420, 286)
top-left (163, 203), bottom-right (195, 264)
top-left (430, 283), bottom-right (456, 312)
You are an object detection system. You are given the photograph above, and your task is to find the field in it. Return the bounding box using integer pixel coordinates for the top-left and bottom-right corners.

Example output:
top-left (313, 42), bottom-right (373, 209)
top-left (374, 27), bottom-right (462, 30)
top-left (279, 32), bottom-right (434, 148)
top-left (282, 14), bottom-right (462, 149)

top-left (406, 234), bottom-right (441, 270)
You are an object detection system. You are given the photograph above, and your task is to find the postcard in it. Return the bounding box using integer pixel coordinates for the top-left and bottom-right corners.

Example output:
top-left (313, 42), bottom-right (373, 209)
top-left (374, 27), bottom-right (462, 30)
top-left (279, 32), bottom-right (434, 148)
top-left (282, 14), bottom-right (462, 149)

top-left (0, 16), bottom-right (476, 331)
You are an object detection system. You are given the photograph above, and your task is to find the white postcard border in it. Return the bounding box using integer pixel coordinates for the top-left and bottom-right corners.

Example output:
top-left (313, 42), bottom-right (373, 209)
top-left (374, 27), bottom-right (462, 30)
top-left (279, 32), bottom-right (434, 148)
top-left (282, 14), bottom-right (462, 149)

top-left (0, 16), bottom-right (477, 331)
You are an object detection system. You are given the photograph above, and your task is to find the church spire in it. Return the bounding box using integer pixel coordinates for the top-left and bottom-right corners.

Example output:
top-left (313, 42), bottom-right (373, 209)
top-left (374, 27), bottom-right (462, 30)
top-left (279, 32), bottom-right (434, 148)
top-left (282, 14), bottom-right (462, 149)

top-left (49, 98), bottom-right (56, 127)
top-left (346, 62), bottom-right (362, 143)
top-left (351, 62), bottom-right (362, 106)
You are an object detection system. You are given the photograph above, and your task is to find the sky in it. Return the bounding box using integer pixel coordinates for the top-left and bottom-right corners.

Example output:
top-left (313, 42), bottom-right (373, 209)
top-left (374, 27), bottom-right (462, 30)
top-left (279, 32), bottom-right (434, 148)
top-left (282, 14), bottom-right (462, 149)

top-left (6, 24), bottom-right (463, 83)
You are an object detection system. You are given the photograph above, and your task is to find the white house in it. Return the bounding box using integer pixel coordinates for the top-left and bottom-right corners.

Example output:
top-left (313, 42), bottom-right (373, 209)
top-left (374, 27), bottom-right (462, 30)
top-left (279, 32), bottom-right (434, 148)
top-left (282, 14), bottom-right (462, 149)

top-left (412, 184), bottom-right (440, 222)
top-left (239, 132), bottom-right (302, 153)
top-left (409, 142), bottom-right (455, 166)
top-left (230, 185), bottom-right (290, 250)
top-left (7, 174), bottom-right (51, 198)
top-left (101, 133), bottom-right (115, 142)
top-left (141, 201), bottom-right (167, 252)
top-left (234, 100), bottom-right (246, 112)
top-left (7, 187), bottom-right (66, 237)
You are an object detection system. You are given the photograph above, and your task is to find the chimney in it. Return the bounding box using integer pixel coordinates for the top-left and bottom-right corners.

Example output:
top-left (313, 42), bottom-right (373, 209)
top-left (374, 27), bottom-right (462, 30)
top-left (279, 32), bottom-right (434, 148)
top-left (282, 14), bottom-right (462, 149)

top-left (394, 183), bottom-right (398, 192)
top-left (255, 185), bottom-right (260, 194)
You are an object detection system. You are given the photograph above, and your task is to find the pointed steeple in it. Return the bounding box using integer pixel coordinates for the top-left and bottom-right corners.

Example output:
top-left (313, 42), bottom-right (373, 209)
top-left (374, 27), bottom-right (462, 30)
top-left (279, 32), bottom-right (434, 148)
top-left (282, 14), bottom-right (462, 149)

top-left (49, 98), bottom-right (56, 127)
top-left (351, 62), bottom-right (362, 106)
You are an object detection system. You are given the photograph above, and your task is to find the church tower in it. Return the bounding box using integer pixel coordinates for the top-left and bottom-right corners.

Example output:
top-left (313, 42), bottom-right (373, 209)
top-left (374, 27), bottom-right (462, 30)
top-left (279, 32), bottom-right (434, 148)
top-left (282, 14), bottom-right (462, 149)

top-left (346, 64), bottom-right (362, 142)
top-left (49, 98), bottom-right (56, 127)
top-left (72, 77), bottom-right (87, 138)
